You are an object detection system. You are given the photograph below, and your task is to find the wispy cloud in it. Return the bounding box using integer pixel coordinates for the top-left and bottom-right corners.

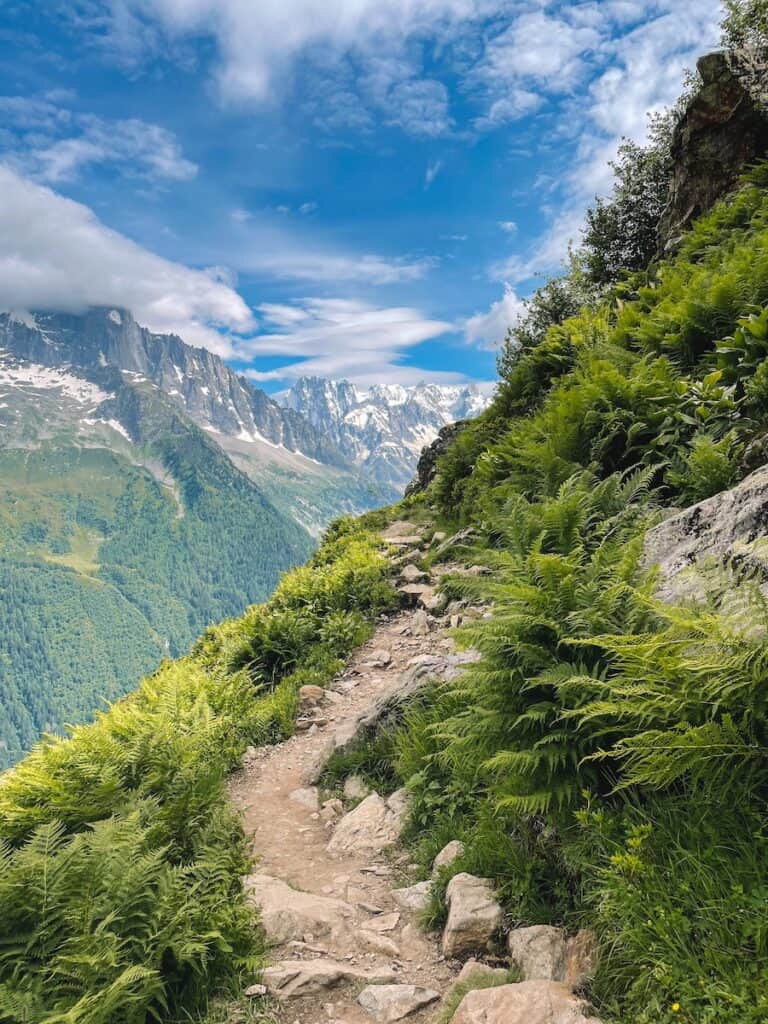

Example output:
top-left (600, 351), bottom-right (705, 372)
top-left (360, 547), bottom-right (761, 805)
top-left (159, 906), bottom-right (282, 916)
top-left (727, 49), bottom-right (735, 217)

top-left (0, 95), bottom-right (196, 185)
top-left (242, 297), bottom-right (455, 385)
top-left (425, 159), bottom-right (443, 188)
top-left (487, 0), bottom-right (722, 284)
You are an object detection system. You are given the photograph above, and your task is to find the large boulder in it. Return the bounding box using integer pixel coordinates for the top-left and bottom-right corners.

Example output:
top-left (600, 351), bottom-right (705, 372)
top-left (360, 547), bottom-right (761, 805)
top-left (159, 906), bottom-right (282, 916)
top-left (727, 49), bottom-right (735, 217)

top-left (262, 958), bottom-right (396, 998)
top-left (659, 49), bottom-right (768, 253)
top-left (326, 792), bottom-right (405, 857)
top-left (357, 984), bottom-right (440, 1021)
top-left (643, 462), bottom-right (768, 604)
top-left (442, 873), bottom-right (502, 958)
top-left (449, 981), bottom-right (602, 1024)
top-left (244, 874), bottom-right (353, 943)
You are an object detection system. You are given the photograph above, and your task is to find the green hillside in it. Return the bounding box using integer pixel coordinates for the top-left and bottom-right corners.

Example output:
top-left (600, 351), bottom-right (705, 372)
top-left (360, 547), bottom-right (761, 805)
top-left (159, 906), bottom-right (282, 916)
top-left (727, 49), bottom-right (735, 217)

top-left (0, 404), bottom-right (312, 768)
top-left (0, 513), bottom-right (394, 1021)
top-left (350, 169), bottom-right (768, 1021)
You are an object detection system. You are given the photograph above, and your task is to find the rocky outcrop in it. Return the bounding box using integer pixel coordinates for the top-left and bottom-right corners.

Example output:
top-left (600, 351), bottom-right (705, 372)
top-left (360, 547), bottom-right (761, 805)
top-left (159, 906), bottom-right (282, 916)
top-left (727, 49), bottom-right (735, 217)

top-left (659, 49), bottom-right (768, 252)
top-left (405, 420), bottom-right (470, 496)
top-left (442, 873), bottom-right (503, 958)
top-left (0, 308), bottom-right (349, 466)
top-left (643, 463), bottom-right (768, 603)
top-left (449, 981), bottom-right (602, 1024)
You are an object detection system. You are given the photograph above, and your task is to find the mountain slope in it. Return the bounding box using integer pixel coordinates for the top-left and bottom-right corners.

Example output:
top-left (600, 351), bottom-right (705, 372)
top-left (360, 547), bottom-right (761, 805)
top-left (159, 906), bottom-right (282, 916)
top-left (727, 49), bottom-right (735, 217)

top-left (1, 309), bottom-right (395, 533)
top-left (0, 326), bottom-right (317, 767)
top-left (280, 376), bottom-right (492, 488)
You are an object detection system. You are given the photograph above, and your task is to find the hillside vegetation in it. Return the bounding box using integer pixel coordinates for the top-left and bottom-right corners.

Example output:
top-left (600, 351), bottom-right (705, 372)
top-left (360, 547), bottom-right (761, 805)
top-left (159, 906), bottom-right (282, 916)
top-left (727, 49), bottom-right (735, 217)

top-left (355, 165), bottom-right (768, 1023)
top-left (0, 412), bottom-right (313, 769)
top-left (0, 514), bottom-right (394, 1022)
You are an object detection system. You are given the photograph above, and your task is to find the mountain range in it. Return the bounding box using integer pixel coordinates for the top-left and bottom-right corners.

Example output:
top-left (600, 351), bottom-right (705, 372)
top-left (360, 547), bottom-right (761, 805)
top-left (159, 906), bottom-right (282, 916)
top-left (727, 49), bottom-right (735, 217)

top-left (0, 306), bottom-right (490, 766)
top-left (281, 376), bottom-right (491, 488)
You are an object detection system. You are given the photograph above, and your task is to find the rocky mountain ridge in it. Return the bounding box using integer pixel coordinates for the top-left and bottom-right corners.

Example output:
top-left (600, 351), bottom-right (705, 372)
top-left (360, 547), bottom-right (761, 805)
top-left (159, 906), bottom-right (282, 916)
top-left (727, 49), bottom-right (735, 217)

top-left (281, 376), bottom-right (492, 488)
top-left (0, 308), bottom-right (347, 467)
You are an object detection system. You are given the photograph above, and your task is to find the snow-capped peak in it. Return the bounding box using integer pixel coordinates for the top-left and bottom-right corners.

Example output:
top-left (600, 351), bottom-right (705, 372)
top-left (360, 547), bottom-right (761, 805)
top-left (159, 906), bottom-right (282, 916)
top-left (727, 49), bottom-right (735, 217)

top-left (280, 376), bottom-right (494, 489)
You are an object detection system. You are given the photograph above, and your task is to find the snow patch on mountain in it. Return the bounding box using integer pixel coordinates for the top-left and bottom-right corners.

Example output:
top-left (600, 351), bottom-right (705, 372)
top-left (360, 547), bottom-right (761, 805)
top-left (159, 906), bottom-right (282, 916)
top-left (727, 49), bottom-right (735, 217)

top-left (0, 352), bottom-right (112, 408)
top-left (280, 376), bottom-right (494, 489)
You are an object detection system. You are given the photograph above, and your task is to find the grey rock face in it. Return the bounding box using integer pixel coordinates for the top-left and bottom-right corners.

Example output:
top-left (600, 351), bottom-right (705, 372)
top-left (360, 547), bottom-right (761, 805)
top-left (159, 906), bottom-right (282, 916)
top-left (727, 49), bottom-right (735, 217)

top-left (0, 308), bottom-right (347, 466)
top-left (659, 49), bottom-right (768, 252)
top-left (281, 376), bottom-right (491, 489)
top-left (643, 464), bottom-right (768, 603)
top-left (405, 420), bottom-right (470, 496)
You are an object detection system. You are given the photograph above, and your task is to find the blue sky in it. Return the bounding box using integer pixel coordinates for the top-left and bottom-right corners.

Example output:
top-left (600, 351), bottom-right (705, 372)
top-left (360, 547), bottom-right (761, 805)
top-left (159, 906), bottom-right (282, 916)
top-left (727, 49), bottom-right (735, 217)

top-left (0, 1), bottom-right (721, 390)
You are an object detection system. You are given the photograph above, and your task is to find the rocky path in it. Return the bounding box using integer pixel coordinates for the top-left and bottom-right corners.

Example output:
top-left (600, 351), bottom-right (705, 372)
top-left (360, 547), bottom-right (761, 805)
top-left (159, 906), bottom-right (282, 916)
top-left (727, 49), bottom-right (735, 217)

top-left (228, 522), bottom-right (602, 1024)
top-left (229, 602), bottom-right (462, 1024)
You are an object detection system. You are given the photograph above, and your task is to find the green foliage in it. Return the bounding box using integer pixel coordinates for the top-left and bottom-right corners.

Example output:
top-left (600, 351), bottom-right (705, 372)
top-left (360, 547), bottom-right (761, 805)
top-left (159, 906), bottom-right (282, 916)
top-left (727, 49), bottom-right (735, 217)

top-left (721, 0), bottom-right (768, 47)
top-left (666, 430), bottom-right (743, 503)
top-left (0, 519), bottom-right (393, 1022)
top-left (580, 111), bottom-right (680, 288)
top-left (0, 439), bottom-right (313, 770)
top-left (435, 171), bottom-right (768, 523)
top-left (574, 795), bottom-right (768, 1024)
top-left (386, 170), bottom-right (768, 1022)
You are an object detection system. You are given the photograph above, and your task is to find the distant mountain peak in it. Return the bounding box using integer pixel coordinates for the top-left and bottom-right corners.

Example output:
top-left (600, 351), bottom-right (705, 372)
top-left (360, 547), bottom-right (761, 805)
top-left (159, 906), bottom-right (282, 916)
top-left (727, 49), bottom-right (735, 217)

top-left (0, 308), bottom-right (348, 469)
top-left (280, 375), bottom-right (493, 488)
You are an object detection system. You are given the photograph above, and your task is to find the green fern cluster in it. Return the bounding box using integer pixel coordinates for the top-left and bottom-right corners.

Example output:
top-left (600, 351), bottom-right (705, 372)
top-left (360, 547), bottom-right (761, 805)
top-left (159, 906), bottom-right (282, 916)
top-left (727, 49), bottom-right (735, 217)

top-left (0, 517), bottom-right (394, 1022)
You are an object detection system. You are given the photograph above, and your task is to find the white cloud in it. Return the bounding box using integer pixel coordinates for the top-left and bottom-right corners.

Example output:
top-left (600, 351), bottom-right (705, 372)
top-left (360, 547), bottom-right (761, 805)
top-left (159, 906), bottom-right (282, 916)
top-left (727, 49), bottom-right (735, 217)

top-left (241, 297), bottom-right (455, 385)
top-left (488, 0), bottom-right (723, 283)
top-left (0, 166), bottom-right (445, 378)
top-left (425, 159), bottom-right (443, 188)
top-left (106, 0), bottom-right (484, 102)
top-left (499, 220), bottom-right (517, 234)
top-left (0, 164), bottom-right (250, 353)
top-left (463, 287), bottom-right (526, 350)
top-left (387, 79), bottom-right (453, 137)
top-left (0, 96), bottom-right (197, 184)
top-left (236, 245), bottom-right (432, 285)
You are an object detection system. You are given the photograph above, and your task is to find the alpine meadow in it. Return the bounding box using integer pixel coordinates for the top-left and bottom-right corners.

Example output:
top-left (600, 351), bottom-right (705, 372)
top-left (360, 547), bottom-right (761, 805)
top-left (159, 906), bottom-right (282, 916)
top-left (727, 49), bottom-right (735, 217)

top-left (3, 2), bottom-right (768, 1024)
